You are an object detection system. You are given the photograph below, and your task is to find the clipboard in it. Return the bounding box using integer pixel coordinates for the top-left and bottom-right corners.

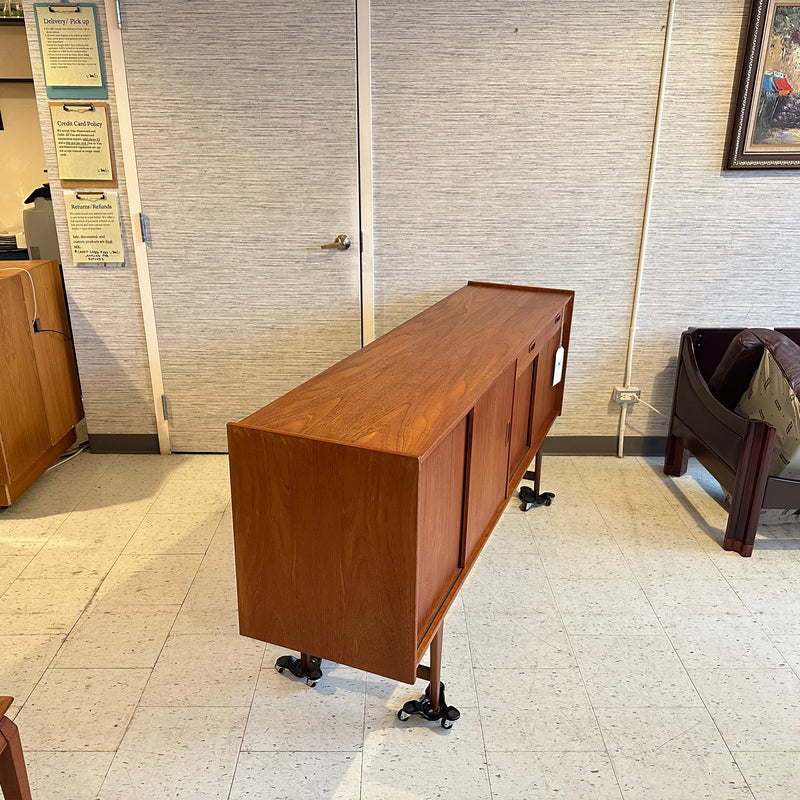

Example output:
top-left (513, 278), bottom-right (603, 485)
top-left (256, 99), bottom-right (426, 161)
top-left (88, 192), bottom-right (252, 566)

top-left (34, 3), bottom-right (108, 99)
top-left (63, 190), bottom-right (124, 264)
top-left (49, 101), bottom-right (116, 188)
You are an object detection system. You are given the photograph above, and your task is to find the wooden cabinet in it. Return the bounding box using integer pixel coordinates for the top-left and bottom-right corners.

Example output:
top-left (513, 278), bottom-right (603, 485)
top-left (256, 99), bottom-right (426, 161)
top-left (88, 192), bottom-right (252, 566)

top-left (0, 261), bottom-right (83, 505)
top-left (228, 281), bottom-right (573, 684)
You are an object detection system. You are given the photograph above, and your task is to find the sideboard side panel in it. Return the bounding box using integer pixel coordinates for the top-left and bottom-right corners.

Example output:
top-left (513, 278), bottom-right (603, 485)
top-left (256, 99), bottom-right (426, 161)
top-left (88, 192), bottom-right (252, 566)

top-left (228, 424), bottom-right (419, 683)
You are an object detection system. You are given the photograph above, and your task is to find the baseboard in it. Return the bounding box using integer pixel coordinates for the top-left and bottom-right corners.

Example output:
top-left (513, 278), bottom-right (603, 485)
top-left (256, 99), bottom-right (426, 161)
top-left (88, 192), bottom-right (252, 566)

top-left (84, 433), bottom-right (666, 458)
top-left (543, 436), bottom-right (668, 457)
top-left (88, 433), bottom-right (160, 454)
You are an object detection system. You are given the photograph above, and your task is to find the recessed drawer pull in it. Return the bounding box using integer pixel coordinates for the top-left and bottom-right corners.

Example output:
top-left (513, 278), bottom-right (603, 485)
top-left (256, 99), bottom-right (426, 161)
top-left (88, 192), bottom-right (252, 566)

top-left (555, 313), bottom-right (561, 323)
top-left (528, 341), bottom-right (536, 353)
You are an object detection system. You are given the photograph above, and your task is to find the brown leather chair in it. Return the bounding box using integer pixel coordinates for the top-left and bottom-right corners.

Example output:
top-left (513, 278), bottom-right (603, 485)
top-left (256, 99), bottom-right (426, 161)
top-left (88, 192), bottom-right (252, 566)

top-left (0, 697), bottom-right (32, 800)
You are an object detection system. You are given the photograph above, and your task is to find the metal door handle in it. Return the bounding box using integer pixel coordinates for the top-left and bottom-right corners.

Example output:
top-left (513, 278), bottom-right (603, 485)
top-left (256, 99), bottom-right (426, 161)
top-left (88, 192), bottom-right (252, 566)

top-left (320, 234), bottom-right (351, 251)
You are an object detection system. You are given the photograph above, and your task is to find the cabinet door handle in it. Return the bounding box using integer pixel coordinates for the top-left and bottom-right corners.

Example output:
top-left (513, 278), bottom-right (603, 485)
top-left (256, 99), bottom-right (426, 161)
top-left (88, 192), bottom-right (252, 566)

top-left (506, 420), bottom-right (512, 445)
top-left (528, 340), bottom-right (536, 353)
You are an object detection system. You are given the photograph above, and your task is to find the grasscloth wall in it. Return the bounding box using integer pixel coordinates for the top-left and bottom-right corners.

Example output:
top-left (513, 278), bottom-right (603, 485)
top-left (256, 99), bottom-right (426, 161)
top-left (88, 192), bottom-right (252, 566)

top-left (24, 6), bottom-right (157, 449)
top-left (21, 0), bottom-right (800, 453)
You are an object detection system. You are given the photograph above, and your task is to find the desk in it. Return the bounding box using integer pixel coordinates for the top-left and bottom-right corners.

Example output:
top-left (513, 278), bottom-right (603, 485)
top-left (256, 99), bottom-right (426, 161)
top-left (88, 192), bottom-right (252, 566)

top-left (228, 281), bottom-right (573, 722)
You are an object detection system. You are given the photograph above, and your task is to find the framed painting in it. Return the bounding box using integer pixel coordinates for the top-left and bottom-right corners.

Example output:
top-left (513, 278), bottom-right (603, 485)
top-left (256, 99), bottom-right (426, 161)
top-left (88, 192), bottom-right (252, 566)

top-left (728, 1), bottom-right (800, 168)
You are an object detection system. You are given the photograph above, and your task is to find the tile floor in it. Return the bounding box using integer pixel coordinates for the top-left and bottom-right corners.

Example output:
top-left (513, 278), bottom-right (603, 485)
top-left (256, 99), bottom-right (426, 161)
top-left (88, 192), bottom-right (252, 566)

top-left (1, 452), bottom-right (800, 799)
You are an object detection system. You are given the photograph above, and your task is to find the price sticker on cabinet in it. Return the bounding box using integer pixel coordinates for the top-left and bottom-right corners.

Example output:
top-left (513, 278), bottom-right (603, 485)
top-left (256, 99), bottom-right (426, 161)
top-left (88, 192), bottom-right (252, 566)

top-left (553, 346), bottom-right (565, 386)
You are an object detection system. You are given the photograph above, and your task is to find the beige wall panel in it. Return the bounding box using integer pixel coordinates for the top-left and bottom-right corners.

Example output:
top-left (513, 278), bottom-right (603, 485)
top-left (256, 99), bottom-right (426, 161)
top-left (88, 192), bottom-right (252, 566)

top-left (630, 0), bottom-right (800, 438)
top-left (370, 1), bottom-right (670, 438)
top-left (22, 8), bottom-right (156, 438)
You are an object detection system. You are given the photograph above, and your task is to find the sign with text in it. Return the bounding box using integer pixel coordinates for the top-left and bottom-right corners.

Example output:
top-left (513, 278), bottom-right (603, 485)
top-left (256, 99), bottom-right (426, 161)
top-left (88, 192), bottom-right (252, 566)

top-left (64, 190), bottom-right (124, 263)
top-left (34, 3), bottom-right (107, 99)
top-left (50, 102), bottom-right (115, 186)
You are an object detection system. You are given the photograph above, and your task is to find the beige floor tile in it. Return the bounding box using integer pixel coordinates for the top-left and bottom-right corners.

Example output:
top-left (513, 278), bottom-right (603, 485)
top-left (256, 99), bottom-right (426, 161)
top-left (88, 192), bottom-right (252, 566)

top-left (243, 663), bottom-right (366, 752)
top-left (89, 553), bottom-right (203, 611)
top-left (571, 634), bottom-right (702, 708)
top-left (0, 553), bottom-right (33, 593)
top-left (537, 538), bottom-right (634, 580)
top-left (475, 667), bottom-right (605, 752)
top-left (0, 634), bottom-right (65, 716)
top-left (734, 751), bottom-right (800, 800)
top-left (230, 752), bottom-right (361, 800)
top-left (0, 512), bottom-right (69, 551)
top-left (480, 502), bottom-right (540, 555)
top-left (709, 546), bottom-right (800, 580)
top-left (25, 751), bottom-right (114, 800)
top-left (461, 551), bottom-right (557, 617)
top-left (167, 454), bottom-right (231, 483)
top-left (550, 578), bottom-right (663, 635)
top-left (149, 476), bottom-right (231, 514)
top-left (52, 505), bottom-right (150, 542)
top-left (140, 633), bottom-right (264, 707)
top-left (729, 578), bottom-right (800, 635)
top-left (15, 667), bottom-right (150, 751)
top-left (487, 751), bottom-right (624, 800)
top-left (123, 511), bottom-right (223, 555)
top-left (361, 716), bottom-right (491, 800)
top-left (769, 634), bottom-right (800, 674)
top-left (466, 609), bottom-right (575, 670)
top-left (171, 563), bottom-right (240, 636)
top-left (660, 610), bottom-right (787, 670)
top-left (18, 542), bottom-right (121, 581)
top-left (52, 607), bottom-right (179, 669)
top-left (596, 706), bottom-right (751, 800)
top-left (72, 455), bottom-right (176, 513)
top-left (688, 667), bottom-right (800, 751)
top-left (638, 574), bottom-right (748, 613)
top-left (0, 577), bottom-right (101, 634)
top-left (100, 705), bottom-right (248, 800)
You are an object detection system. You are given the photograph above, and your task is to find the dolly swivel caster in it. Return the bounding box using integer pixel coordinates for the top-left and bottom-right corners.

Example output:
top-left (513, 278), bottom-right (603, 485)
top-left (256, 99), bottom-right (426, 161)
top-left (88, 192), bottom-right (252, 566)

top-left (519, 484), bottom-right (554, 512)
top-left (275, 654), bottom-right (323, 687)
top-left (397, 682), bottom-right (460, 729)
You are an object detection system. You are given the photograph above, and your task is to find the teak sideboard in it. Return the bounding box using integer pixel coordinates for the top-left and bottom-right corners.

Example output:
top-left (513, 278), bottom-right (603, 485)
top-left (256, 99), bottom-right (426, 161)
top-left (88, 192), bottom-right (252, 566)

top-left (228, 281), bottom-right (573, 696)
top-left (0, 260), bottom-right (83, 506)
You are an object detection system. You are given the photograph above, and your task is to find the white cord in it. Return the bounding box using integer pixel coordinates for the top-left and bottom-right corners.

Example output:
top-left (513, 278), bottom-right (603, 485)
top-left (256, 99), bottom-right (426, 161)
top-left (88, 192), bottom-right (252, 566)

top-left (46, 443), bottom-right (89, 471)
top-left (632, 397), bottom-right (665, 416)
top-left (0, 267), bottom-right (38, 325)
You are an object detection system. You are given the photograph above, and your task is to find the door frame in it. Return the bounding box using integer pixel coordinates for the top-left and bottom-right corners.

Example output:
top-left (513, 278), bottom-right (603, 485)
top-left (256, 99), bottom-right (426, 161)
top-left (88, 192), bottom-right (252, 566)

top-left (104, 0), bottom-right (376, 452)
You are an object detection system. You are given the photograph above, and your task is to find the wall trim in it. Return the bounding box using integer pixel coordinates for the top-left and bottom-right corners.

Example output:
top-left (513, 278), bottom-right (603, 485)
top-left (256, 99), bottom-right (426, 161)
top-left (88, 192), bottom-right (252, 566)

top-left (88, 433), bottom-right (160, 454)
top-left (544, 436), bottom-right (668, 457)
top-left (103, 1), bottom-right (170, 453)
top-left (356, 0), bottom-right (375, 346)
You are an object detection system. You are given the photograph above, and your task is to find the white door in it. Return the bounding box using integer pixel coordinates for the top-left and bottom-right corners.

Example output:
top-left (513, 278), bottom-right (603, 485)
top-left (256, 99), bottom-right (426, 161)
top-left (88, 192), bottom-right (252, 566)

top-left (119, 1), bottom-right (363, 451)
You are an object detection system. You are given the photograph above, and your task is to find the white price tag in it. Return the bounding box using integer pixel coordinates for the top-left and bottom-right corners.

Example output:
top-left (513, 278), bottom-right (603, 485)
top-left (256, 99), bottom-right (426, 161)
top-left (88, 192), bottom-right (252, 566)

top-left (553, 346), bottom-right (564, 386)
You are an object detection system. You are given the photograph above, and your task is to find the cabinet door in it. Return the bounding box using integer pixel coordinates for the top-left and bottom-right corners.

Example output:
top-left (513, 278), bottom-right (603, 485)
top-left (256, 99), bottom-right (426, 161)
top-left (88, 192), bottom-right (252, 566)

top-left (416, 416), bottom-right (468, 640)
top-left (530, 332), bottom-right (561, 451)
top-left (0, 274), bottom-right (50, 483)
top-left (509, 358), bottom-right (535, 478)
top-left (463, 362), bottom-right (515, 565)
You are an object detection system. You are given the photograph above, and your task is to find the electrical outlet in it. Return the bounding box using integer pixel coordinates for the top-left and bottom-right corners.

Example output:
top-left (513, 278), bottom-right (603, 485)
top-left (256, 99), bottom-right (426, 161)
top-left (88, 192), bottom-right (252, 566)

top-left (613, 387), bottom-right (641, 404)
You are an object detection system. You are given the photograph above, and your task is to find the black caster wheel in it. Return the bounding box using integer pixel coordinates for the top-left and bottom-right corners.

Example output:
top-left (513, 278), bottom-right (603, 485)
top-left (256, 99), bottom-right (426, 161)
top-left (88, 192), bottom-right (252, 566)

top-left (306, 678), bottom-right (317, 688)
top-left (397, 709), bottom-right (410, 721)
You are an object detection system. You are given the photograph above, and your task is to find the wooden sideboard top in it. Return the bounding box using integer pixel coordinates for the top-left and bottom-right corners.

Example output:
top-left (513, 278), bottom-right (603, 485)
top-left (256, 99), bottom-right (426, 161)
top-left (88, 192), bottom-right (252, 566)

top-left (233, 281), bottom-right (573, 459)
